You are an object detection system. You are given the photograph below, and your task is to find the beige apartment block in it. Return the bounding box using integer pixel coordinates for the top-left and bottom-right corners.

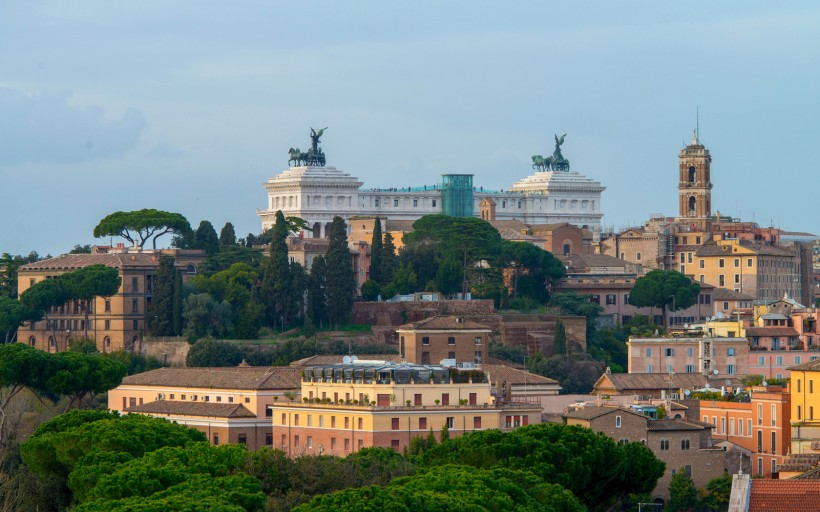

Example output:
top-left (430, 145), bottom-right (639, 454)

top-left (108, 366), bottom-right (301, 451)
top-left (270, 361), bottom-right (542, 456)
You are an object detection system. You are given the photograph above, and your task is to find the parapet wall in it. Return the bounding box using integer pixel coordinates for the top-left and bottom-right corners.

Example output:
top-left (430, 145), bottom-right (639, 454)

top-left (352, 300), bottom-right (496, 326)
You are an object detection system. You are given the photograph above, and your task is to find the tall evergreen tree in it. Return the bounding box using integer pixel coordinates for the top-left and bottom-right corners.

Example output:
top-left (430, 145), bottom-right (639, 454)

top-left (380, 231), bottom-right (397, 284)
top-left (219, 222), bottom-right (236, 247)
top-left (369, 218), bottom-right (383, 284)
top-left (194, 221), bottom-right (220, 255)
top-left (286, 262), bottom-right (306, 325)
top-left (147, 256), bottom-right (176, 336)
top-left (324, 217), bottom-right (356, 327)
top-left (172, 268), bottom-right (183, 335)
top-left (552, 319), bottom-right (567, 356)
top-left (260, 211), bottom-right (291, 330)
top-left (308, 255), bottom-right (328, 328)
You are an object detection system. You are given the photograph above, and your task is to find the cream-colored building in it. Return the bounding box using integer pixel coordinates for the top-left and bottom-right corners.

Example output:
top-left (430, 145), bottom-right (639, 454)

top-left (108, 366), bottom-right (301, 450)
top-left (270, 361), bottom-right (542, 456)
top-left (627, 336), bottom-right (749, 376)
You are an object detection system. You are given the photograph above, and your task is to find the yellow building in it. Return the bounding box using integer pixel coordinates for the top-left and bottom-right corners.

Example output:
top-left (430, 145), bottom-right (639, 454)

top-left (270, 360), bottom-right (542, 456)
top-left (678, 239), bottom-right (800, 302)
top-left (108, 365), bottom-right (301, 451)
top-left (789, 358), bottom-right (820, 457)
top-left (16, 249), bottom-right (205, 353)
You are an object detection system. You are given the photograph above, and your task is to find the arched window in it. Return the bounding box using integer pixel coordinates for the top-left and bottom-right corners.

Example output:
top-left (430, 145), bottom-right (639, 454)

top-left (29, 336), bottom-right (36, 347)
top-left (688, 196), bottom-right (697, 215)
top-left (186, 264), bottom-right (196, 275)
top-left (688, 166), bottom-right (696, 183)
top-left (104, 336), bottom-right (111, 350)
top-left (48, 336), bottom-right (55, 347)
top-left (563, 243), bottom-right (571, 256)
top-left (312, 222), bottom-right (321, 238)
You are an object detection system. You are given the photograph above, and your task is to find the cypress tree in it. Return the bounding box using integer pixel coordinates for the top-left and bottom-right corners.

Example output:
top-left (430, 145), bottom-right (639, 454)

top-left (219, 222), bottom-right (236, 247)
top-left (148, 256), bottom-right (176, 336)
top-left (369, 217), bottom-right (383, 284)
top-left (194, 221), bottom-right (220, 255)
top-left (260, 211), bottom-right (291, 329)
top-left (325, 216), bottom-right (356, 327)
top-left (380, 231), bottom-right (397, 284)
top-left (308, 255), bottom-right (328, 328)
top-left (172, 268), bottom-right (183, 335)
top-left (552, 319), bottom-right (567, 356)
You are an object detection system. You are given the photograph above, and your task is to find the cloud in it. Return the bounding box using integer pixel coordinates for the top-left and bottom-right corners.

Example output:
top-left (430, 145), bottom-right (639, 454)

top-left (0, 88), bottom-right (147, 165)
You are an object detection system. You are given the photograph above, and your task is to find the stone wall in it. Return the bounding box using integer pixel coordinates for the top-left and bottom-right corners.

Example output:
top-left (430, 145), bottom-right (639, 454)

top-left (140, 340), bottom-right (190, 367)
top-left (352, 300), bottom-right (496, 326)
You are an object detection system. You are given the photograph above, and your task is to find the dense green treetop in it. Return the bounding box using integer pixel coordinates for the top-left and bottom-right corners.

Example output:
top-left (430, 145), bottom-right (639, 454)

top-left (419, 423), bottom-right (664, 511)
top-left (47, 352), bottom-right (127, 409)
top-left (194, 220), bottom-right (221, 255)
top-left (186, 338), bottom-right (243, 367)
top-left (296, 465), bottom-right (584, 512)
top-left (629, 269), bottom-right (701, 313)
top-left (0, 251), bottom-right (42, 298)
top-left (325, 216), bottom-right (356, 326)
top-left (93, 209), bottom-right (191, 250)
top-left (219, 222), bottom-right (237, 247)
top-left (369, 217), bottom-right (383, 284)
top-left (19, 277), bottom-right (66, 313)
top-left (406, 214), bottom-right (503, 264)
top-left (0, 295), bottom-right (42, 343)
top-left (547, 291), bottom-right (604, 321)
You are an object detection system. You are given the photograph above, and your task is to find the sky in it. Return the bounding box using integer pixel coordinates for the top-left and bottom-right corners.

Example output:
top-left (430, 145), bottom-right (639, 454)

top-left (2, 1), bottom-right (819, 256)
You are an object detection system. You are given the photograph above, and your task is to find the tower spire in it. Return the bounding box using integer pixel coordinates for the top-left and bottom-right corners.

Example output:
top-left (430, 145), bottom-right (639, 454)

top-left (696, 106), bottom-right (699, 143)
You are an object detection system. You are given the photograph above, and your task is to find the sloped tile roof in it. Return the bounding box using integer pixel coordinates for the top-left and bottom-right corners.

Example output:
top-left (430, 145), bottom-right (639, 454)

top-left (648, 418), bottom-right (712, 431)
top-left (712, 288), bottom-right (755, 301)
top-left (483, 364), bottom-right (558, 386)
top-left (121, 366), bottom-right (301, 390)
top-left (600, 373), bottom-right (713, 391)
top-left (126, 401), bottom-right (256, 418)
top-left (385, 220), bottom-right (416, 232)
top-left (564, 405), bottom-right (645, 421)
top-left (20, 253), bottom-right (160, 271)
top-left (397, 315), bottom-right (491, 331)
top-left (789, 358), bottom-right (820, 372)
top-left (749, 480), bottom-right (820, 512)
top-left (746, 327), bottom-right (799, 337)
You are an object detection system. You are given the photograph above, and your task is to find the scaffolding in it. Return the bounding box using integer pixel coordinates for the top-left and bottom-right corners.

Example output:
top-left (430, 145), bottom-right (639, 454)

top-left (441, 174), bottom-right (474, 217)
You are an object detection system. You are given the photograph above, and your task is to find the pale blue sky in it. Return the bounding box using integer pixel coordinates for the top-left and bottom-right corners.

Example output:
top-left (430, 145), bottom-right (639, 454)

top-left (2, 1), bottom-right (818, 255)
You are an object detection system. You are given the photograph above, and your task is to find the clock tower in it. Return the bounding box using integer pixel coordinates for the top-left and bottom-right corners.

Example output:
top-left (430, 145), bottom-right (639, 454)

top-left (677, 129), bottom-right (712, 231)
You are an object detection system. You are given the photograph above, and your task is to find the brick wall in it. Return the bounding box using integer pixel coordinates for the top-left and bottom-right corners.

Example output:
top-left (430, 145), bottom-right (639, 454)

top-left (352, 300), bottom-right (496, 326)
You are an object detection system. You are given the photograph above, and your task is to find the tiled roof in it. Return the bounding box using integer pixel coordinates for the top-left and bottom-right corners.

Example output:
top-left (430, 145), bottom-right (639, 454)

top-left (712, 288), bottom-right (755, 301)
top-left (289, 354), bottom-right (402, 367)
top-left (564, 405), bottom-right (643, 421)
top-left (599, 373), bottom-right (716, 391)
top-left (126, 401), bottom-right (256, 418)
top-left (121, 366), bottom-right (301, 390)
top-left (648, 418), bottom-right (712, 431)
top-left (496, 228), bottom-right (544, 242)
top-left (695, 241), bottom-right (793, 257)
top-left (20, 253), bottom-right (159, 271)
top-left (483, 364), bottom-right (559, 386)
top-left (397, 315), bottom-right (490, 331)
top-left (488, 220), bottom-right (530, 231)
top-left (561, 253), bottom-right (631, 269)
top-left (748, 480), bottom-right (820, 512)
top-left (789, 358), bottom-right (820, 372)
top-left (746, 327), bottom-right (799, 337)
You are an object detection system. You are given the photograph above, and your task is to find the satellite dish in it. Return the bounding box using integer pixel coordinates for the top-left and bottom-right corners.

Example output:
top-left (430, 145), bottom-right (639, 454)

top-left (762, 380), bottom-right (768, 387)
top-left (343, 355), bottom-right (352, 364)
top-left (684, 389), bottom-right (691, 396)
top-left (713, 369), bottom-right (719, 375)
top-left (716, 312), bottom-right (724, 319)
top-left (350, 355), bottom-right (358, 362)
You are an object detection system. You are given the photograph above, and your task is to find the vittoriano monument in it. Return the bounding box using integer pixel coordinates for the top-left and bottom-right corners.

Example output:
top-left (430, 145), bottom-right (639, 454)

top-left (531, 133), bottom-right (571, 172)
top-left (288, 127), bottom-right (328, 167)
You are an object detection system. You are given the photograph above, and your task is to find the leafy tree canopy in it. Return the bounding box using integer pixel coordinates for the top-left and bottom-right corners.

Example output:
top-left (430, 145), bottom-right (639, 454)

top-left (0, 295), bottom-right (42, 343)
top-left (547, 292), bottom-right (603, 322)
top-left (60, 264), bottom-right (121, 303)
top-left (629, 269), bottom-right (701, 312)
top-left (186, 338), bottom-right (243, 367)
top-left (296, 465), bottom-right (584, 512)
top-left (406, 214), bottom-right (503, 264)
top-left (418, 423), bottom-right (664, 511)
top-left (93, 209), bottom-right (191, 249)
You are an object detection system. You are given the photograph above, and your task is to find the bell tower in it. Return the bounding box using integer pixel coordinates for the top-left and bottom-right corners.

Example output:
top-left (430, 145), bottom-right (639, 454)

top-left (677, 129), bottom-right (712, 230)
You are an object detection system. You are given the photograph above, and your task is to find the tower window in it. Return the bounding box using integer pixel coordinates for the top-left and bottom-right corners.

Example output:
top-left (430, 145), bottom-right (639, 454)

top-left (688, 196), bottom-right (696, 215)
top-left (688, 166), bottom-right (696, 183)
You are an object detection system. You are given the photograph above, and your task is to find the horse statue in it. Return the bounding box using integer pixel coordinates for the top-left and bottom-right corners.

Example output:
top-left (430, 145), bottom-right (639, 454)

top-left (288, 148), bottom-right (306, 167)
top-left (531, 154), bottom-right (553, 171)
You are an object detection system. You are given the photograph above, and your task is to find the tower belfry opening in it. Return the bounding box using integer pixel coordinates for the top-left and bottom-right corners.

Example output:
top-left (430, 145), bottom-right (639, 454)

top-left (677, 129), bottom-right (712, 231)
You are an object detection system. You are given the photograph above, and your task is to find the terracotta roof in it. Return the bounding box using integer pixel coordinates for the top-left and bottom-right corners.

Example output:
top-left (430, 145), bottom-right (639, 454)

top-left (558, 280), bottom-right (634, 290)
top-left (598, 373), bottom-right (713, 391)
top-left (695, 241), bottom-right (793, 257)
top-left (289, 354), bottom-right (401, 367)
top-left (20, 252), bottom-right (160, 271)
top-left (746, 327), bottom-right (799, 337)
top-left (712, 288), bottom-right (755, 301)
top-left (483, 364), bottom-right (559, 386)
top-left (496, 228), bottom-right (544, 242)
top-left (560, 253), bottom-right (632, 269)
top-left (121, 366), bottom-right (301, 390)
top-left (748, 480), bottom-right (820, 512)
top-left (397, 315), bottom-right (491, 331)
top-left (126, 401), bottom-right (256, 418)
top-left (648, 418), bottom-right (712, 431)
top-left (789, 358), bottom-right (820, 372)
top-left (564, 405), bottom-right (644, 421)
top-left (488, 220), bottom-right (530, 231)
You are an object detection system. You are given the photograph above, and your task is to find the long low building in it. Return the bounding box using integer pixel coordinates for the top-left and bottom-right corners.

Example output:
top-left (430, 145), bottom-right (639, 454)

top-left (108, 365), bottom-right (301, 450)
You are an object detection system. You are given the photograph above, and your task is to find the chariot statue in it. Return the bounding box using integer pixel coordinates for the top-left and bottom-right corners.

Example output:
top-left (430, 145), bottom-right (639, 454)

top-left (531, 133), bottom-right (570, 172)
top-left (288, 127), bottom-right (328, 167)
